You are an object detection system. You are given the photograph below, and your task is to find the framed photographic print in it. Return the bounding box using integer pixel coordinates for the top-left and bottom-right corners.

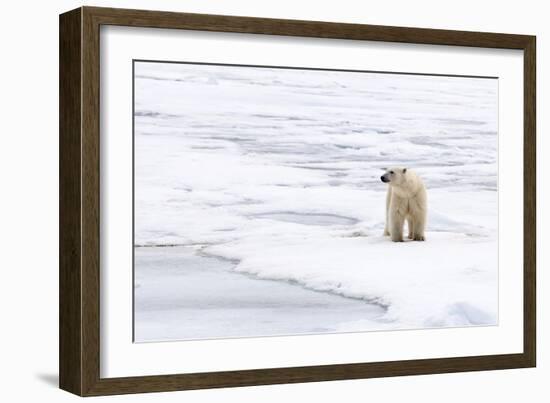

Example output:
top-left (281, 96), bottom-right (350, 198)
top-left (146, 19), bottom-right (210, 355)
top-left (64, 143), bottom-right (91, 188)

top-left (59, 6), bottom-right (536, 396)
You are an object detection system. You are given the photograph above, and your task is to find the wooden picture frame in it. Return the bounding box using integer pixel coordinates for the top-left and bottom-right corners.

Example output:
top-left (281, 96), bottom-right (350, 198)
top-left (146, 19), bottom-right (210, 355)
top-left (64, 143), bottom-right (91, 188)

top-left (59, 6), bottom-right (536, 396)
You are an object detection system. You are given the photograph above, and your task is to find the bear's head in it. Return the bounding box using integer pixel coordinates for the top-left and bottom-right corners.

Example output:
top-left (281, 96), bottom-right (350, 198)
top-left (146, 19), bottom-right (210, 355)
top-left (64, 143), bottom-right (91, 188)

top-left (380, 167), bottom-right (408, 185)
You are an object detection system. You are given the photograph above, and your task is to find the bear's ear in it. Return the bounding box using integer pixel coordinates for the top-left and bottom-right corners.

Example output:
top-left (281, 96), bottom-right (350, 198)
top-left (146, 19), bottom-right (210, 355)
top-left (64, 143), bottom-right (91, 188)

top-left (403, 168), bottom-right (407, 173)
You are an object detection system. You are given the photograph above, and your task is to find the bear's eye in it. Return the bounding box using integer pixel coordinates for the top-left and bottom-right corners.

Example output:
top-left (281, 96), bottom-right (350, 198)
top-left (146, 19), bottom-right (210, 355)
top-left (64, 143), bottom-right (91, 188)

top-left (390, 171), bottom-right (394, 174)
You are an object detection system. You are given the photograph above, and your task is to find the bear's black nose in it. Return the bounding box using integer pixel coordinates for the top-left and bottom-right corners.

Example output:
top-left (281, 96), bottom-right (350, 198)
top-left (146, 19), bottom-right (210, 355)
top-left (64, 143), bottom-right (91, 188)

top-left (380, 176), bottom-right (386, 182)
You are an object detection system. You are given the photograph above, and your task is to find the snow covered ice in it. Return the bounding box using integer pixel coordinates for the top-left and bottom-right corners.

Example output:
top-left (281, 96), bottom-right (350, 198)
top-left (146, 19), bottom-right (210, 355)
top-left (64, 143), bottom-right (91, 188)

top-left (133, 61), bottom-right (498, 342)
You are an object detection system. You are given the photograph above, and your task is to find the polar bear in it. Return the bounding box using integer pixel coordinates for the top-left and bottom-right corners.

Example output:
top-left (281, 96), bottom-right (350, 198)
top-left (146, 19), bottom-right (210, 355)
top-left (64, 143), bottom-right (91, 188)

top-left (381, 167), bottom-right (427, 242)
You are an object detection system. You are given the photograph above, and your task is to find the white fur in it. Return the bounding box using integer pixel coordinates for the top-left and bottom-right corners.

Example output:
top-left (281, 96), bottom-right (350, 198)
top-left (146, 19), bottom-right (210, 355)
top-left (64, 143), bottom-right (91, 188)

top-left (382, 167), bottom-right (427, 242)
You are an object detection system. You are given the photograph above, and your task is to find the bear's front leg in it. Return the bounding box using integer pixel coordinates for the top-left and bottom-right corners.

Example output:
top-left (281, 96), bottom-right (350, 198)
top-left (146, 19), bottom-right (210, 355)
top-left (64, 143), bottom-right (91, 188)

top-left (383, 186), bottom-right (392, 236)
top-left (407, 217), bottom-right (414, 239)
top-left (412, 214), bottom-right (426, 241)
top-left (390, 215), bottom-right (405, 242)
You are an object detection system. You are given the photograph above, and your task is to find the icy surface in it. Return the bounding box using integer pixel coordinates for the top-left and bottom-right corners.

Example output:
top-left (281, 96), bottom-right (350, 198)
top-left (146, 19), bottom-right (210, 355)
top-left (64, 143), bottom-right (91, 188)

top-left (134, 61), bottom-right (498, 340)
top-left (135, 247), bottom-right (385, 342)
